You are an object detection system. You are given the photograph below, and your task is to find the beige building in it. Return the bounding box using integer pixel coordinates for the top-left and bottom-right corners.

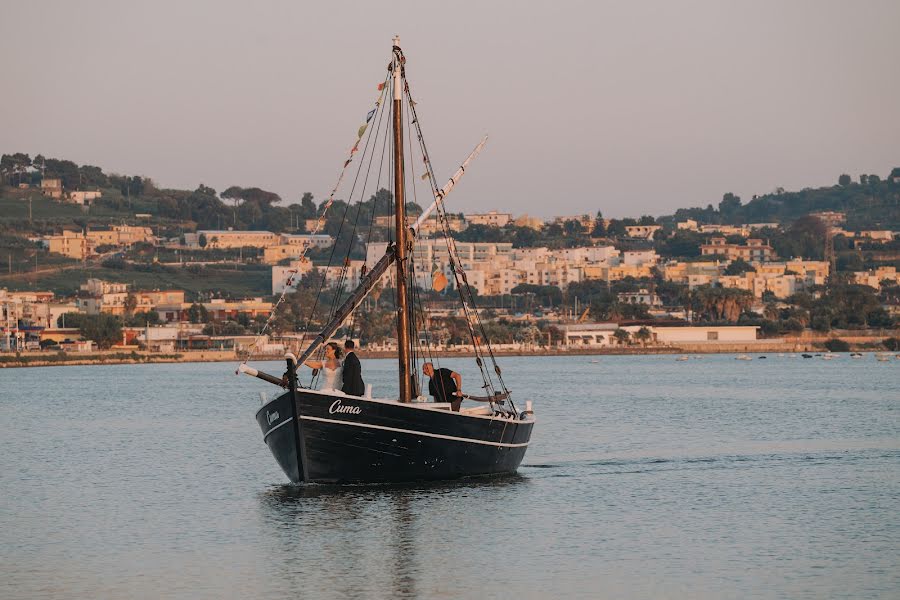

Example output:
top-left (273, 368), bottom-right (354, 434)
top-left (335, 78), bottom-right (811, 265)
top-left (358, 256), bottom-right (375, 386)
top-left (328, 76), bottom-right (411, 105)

top-left (185, 230), bottom-right (281, 249)
top-left (856, 230), bottom-right (895, 242)
top-left (653, 325), bottom-right (759, 344)
top-left (466, 211), bottom-right (512, 227)
top-left (261, 234), bottom-right (334, 264)
top-left (852, 266), bottom-right (899, 290)
top-left (45, 230), bottom-right (88, 260)
top-left (513, 214), bottom-right (545, 230)
top-left (67, 190), bottom-right (102, 205)
top-left (699, 224), bottom-right (751, 237)
top-left (86, 225), bottom-right (154, 247)
top-left (701, 237), bottom-right (774, 261)
top-left (659, 260), bottom-right (724, 284)
top-left (40, 178), bottom-right (63, 198)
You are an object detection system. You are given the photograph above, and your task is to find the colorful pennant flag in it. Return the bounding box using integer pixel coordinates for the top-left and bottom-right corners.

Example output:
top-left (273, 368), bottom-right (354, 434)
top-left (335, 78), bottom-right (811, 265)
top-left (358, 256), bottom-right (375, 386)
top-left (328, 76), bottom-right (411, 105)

top-left (366, 108), bottom-right (376, 123)
top-left (377, 82), bottom-right (385, 91)
top-left (357, 124), bottom-right (367, 139)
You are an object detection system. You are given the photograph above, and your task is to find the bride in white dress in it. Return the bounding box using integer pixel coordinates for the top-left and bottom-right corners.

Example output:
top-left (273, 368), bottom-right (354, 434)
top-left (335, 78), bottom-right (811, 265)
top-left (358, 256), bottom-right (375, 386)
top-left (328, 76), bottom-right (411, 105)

top-left (303, 342), bottom-right (343, 390)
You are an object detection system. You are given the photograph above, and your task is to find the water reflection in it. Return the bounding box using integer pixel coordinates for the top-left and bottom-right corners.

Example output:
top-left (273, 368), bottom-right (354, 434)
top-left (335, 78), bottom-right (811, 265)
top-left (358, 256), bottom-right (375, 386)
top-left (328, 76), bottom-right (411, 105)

top-left (256, 475), bottom-right (527, 598)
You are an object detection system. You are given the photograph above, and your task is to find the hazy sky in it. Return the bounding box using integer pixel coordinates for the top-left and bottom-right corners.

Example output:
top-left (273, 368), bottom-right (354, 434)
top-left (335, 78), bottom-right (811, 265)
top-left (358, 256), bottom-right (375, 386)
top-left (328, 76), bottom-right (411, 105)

top-left (3, 0), bottom-right (899, 218)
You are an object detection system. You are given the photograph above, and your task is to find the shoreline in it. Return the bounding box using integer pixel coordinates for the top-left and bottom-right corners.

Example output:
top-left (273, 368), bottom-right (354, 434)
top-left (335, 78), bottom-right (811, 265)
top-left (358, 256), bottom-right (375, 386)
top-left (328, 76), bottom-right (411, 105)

top-left (1, 339), bottom-right (892, 368)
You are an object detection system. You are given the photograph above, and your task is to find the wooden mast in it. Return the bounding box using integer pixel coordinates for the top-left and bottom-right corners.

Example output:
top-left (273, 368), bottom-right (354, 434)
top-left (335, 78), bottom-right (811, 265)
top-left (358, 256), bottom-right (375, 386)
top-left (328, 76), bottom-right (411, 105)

top-left (392, 36), bottom-right (413, 403)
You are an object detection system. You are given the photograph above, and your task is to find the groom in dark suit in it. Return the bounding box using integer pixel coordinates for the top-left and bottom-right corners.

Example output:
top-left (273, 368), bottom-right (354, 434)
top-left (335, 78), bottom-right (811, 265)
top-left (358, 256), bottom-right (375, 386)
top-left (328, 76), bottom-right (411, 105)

top-left (341, 339), bottom-right (365, 396)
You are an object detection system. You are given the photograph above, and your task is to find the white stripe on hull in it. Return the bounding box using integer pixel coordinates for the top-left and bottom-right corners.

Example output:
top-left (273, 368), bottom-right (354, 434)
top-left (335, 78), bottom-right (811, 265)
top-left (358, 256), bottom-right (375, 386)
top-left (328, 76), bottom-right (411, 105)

top-left (262, 417), bottom-right (294, 441)
top-left (299, 415), bottom-right (530, 448)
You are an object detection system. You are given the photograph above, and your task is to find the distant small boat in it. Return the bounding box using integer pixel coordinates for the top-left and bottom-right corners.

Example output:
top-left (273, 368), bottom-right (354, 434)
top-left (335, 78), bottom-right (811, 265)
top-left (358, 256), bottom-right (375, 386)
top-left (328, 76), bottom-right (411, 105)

top-left (877, 355), bottom-right (890, 362)
top-left (850, 352), bottom-right (863, 359)
top-left (676, 355), bottom-right (690, 361)
top-left (590, 359), bottom-right (599, 364)
top-left (823, 353), bottom-right (838, 360)
top-left (758, 356), bottom-right (767, 359)
top-left (736, 354), bottom-right (752, 361)
top-left (802, 353), bottom-right (813, 358)
top-left (777, 353), bottom-right (785, 357)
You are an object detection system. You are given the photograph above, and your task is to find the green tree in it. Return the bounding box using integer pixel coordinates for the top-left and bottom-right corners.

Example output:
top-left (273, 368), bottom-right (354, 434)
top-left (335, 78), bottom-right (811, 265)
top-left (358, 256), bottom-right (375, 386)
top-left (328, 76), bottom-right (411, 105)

top-left (198, 233), bottom-right (208, 248)
top-left (838, 173), bottom-right (851, 186)
top-left (188, 303), bottom-right (209, 323)
top-left (125, 311), bottom-right (161, 327)
top-left (612, 328), bottom-right (631, 345)
top-left (724, 258), bottom-right (754, 276)
top-left (61, 313), bottom-right (123, 349)
top-left (591, 212), bottom-right (607, 237)
top-left (123, 293), bottom-right (137, 317)
top-left (824, 339), bottom-right (850, 352)
top-left (634, 326), bottom-right (652, 345)
top-left (718, 192), bottom-right (741, 222)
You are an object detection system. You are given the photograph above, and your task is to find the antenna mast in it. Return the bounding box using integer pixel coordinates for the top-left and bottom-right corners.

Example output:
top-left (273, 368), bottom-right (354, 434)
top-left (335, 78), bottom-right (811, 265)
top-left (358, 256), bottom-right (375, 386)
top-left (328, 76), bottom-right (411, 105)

top-left (392, 36), bottom-right (413, 402)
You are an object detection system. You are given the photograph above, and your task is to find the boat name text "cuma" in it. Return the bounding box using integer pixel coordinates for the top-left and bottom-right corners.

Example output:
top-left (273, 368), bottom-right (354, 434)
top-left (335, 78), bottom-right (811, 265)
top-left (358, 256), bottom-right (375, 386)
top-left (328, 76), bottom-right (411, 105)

top-left (267, 410), bottom-right (279, 425)
top-left (329, 400), bottom-right (362, 415)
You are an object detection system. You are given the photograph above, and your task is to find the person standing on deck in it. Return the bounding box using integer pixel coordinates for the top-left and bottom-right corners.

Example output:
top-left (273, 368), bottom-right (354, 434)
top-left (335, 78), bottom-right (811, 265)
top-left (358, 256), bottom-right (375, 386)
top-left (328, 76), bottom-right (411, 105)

top-left (423, 362), bottom-right (463, 411)
top-left (341, 339), bottom-right (365, 396)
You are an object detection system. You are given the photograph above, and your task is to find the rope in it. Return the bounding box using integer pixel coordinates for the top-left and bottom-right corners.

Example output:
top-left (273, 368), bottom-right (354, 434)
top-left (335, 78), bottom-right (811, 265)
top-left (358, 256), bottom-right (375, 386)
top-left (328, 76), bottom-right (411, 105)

top-left (236, 73), bottom-right (389, 374)
top-left (401, 67), bottom-right (515, 413)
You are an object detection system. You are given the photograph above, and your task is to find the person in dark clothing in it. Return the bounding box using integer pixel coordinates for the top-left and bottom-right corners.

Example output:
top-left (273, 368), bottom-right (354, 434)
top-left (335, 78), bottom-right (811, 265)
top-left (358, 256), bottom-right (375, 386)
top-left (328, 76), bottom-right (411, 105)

top-left (423, 362), bottom-right (463, 411)
top-left (341, 339), bottom-right (365, 396)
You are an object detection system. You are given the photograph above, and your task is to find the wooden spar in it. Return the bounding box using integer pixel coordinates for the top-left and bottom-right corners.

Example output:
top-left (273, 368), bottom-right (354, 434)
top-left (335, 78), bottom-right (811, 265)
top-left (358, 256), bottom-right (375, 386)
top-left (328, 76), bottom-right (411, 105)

top-left (238, 364), bottom-right (286, 387)
top-left (412, 135), bottom-right (488, 234)
top-left (290, 246), bottom-right (396, 370)
top-left (242, 39), bottom-right (487, 393)
top-left (263, 131), bottom-right (485, 374)
top-left (393, 37), bottom-right (413, 403)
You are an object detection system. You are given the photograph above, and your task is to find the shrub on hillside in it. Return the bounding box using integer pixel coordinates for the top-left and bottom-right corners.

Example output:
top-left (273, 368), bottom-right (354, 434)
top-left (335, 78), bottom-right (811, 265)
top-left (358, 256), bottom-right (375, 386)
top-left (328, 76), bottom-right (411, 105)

top-left (824, 339), bottom-right (850, 352)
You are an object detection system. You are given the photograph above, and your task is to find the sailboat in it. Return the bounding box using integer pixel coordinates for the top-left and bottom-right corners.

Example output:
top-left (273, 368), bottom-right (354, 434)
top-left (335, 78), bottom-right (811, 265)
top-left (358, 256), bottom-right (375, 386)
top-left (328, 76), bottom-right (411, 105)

top-left (238, 38), bottom-right (535, 484)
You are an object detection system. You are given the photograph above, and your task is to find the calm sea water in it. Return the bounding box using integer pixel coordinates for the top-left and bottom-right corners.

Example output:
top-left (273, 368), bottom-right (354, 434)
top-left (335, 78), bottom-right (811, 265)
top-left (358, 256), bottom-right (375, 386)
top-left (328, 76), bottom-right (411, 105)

top-left (1, 354), bottom-right (898, 599)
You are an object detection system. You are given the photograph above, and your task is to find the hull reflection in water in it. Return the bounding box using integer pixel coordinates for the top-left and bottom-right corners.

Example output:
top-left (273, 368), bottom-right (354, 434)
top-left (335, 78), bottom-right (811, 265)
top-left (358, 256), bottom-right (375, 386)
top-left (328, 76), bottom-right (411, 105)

top-left (256, 388), bottom-right (535, 484)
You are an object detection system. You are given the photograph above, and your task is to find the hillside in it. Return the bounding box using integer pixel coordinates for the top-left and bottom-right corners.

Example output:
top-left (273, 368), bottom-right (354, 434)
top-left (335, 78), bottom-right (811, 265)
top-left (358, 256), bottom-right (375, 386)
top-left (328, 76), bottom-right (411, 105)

top-left (670, 170), bottom-right (900, 230)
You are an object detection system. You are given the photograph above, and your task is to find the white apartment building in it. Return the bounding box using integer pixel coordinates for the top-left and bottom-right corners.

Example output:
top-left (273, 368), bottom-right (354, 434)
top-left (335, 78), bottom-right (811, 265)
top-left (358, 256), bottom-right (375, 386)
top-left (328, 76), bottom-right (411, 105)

top-left (271, 258), bottom-right (315, 294)
top-left (623, 250), bottom-right (659, 266)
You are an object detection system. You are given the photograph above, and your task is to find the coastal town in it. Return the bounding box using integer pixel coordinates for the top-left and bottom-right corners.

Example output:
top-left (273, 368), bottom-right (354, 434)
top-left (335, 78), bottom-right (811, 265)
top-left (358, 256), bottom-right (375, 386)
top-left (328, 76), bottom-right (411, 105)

top-left (2, 154), bottom-right (899, 365)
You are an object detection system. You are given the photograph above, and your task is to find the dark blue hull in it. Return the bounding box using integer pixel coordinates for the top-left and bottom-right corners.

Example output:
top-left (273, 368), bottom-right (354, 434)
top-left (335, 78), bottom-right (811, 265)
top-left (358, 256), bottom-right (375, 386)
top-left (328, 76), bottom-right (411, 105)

top-left (255, 389), bottom-right (534, 484)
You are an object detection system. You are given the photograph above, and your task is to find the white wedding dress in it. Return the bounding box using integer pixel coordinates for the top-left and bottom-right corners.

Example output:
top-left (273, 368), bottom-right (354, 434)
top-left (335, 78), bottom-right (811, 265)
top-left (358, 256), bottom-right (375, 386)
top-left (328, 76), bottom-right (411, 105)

top-left (321, 363), bottom-right (343, 391)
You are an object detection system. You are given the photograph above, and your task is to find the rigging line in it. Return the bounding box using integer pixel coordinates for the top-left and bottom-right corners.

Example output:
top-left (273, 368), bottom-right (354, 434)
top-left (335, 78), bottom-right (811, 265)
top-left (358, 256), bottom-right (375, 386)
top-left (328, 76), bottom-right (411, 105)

top-left (308, 83), bottom-right (390, 386)
top-left (364, 94), bottom-right (393, 252)
top-left (303, 78), bottom-right (388, 343)
top-left (402, 89), bottom-right (510, 403)
top-left (332, 81), bottom-right (392, 319)
top-left (404, 99), bottom-right (439, 392)
top-left (236, 73), bottom-right (390, 371)
top-left (408, 247), bottom-right (436, 394)
top-left (403, 88), bottom-right (508, 405)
